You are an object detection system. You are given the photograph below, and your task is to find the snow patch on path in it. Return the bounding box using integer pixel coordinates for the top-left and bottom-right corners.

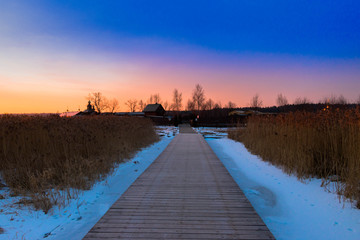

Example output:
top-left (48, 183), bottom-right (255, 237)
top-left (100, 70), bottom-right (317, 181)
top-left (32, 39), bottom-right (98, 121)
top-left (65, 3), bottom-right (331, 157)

top-left (207, 138), bottom-right (360, 240)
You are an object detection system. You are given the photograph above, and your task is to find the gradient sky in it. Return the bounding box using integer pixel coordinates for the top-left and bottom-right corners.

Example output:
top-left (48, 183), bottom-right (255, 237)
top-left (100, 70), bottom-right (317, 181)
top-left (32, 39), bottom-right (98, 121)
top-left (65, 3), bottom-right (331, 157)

top-left (1, 0), bottom-right (359, 113)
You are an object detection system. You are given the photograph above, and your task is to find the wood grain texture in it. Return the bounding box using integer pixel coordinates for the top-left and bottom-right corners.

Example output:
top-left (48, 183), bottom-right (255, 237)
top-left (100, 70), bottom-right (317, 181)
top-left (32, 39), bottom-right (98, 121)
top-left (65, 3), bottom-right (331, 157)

top-left (83, 125), bottom-right (275, 239)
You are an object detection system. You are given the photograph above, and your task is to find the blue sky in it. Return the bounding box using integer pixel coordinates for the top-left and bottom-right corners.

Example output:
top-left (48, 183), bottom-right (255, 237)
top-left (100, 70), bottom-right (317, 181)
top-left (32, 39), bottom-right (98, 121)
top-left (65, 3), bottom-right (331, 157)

top-left (17, 0), bottom-right (359, 57)
top-left (3, 0), bottom-right (359, 56)
top-left (1, 0), bottom-right (360, 112)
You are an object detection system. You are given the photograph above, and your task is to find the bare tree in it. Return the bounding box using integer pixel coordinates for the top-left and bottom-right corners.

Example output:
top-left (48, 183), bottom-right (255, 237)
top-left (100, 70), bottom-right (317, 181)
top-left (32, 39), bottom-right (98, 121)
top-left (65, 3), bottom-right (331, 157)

top-left (294, 97), bottom-right (311, 105)
top-left (163, 101), bottom-right (169, 111)
top-left (148, 95), bottom-right (154, 104)
top-left (192, 84), bottom-right (205, 111)
top-left (88, 92), bottom-right (108, 113)
top-left (186, 99), bottom-right (195, 111)
top-left (204, 98), bottom-right (214, 110)
top-left (148, 94), bottom-right (161, 104)
top-left (321, 94), bottom-right (335, 104)
top-left (153, 94), bottom-right (161, 104)
top-left (323, 94), bottom-right (347, 104)
top-left (138, 100), bottom-right (146, 111)
top-left (108, 98), bottom-right (120, 113)
top-left (125, 99), bottom-right (138, 112)
top-left (171, 89), bottom-right (183, 111)
top-left (214, 101), bottom-right (222, 109)
top-left (330, 95), bottom-right (338, 104)
top-left (337, 95), bottom-right (347, 104)
top-left (357, 95), bottom-right (360, 104)
top-left (276, 93), bottom-right (288, 106)
top-left (250, 94), bottom-right (263, 108)
top-left (226, 101), bottom-right (237, 109)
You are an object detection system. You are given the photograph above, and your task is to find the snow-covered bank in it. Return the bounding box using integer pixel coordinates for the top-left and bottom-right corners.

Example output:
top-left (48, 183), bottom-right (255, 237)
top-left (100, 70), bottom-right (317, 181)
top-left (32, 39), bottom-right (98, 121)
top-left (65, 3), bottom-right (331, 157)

top-left (207, 138), bottom-right (360, 240)
top-left (0, 129), bottom-right (176, 240)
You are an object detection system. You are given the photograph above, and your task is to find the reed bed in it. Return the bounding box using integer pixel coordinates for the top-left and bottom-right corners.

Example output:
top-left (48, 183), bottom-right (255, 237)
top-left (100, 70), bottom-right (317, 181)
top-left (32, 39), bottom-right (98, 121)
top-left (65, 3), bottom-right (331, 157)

top-left (0, 115), bottom-right (158, 212)
top-left (229, 107), bottom-right (360, 207)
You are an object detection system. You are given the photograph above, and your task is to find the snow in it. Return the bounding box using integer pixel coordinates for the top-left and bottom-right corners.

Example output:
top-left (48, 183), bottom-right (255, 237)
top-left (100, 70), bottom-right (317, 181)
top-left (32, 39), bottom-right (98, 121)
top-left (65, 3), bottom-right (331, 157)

top-left (155, 125), bottom-right (179, 137)
top-left (207, 137), bottom-right (360, 240)
top-left (0, 127), bottom-right (176, 240)
top-left (195, 126), bottom-right (231, 139)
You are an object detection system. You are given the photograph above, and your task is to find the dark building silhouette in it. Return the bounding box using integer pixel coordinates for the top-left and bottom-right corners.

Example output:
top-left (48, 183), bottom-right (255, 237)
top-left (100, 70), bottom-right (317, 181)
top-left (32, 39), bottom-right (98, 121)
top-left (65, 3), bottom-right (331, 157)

top-left (86, 101), bottom-right (95, 113)
top-left (143, 103), bottom-right (165, 116)
top-left (76, 101), bottom-right (97, 116)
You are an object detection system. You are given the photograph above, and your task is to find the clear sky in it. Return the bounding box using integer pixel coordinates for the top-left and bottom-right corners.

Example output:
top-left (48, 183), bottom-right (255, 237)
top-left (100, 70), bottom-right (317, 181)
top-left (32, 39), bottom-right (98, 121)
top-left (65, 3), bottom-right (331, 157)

top-left (1, 0), bottom-right (359, 113)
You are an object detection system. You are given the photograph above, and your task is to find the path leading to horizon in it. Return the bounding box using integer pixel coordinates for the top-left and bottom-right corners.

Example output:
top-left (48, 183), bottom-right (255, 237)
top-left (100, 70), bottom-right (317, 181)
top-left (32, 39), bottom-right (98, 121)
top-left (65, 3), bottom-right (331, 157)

top-left (83, 125), bottom-right (274, 239)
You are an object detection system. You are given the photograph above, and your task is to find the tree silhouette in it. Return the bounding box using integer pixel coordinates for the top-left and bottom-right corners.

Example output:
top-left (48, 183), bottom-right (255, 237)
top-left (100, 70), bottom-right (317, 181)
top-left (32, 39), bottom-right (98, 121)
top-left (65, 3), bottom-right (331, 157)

top-left (226, 101), bottom-right (237, 109)
top-left (125, 99), bottom-right (137, 112)
top-left (204, 98), bottom-right (214, 110)
top-left (163, 101), bottom-right (169, 111)
top-left (294, 97), bottom-right (311, 105)
top-left (148, 94), bottom-right (161, 104)
top-left (337, 95), bottom-right (347, 104)
top-left (276, 93), bottom-right (288, 106)
top-left (138, 100), bottom-right (146, 111)
top-left (250, 94), bottom-right (263, 108)
top-left (214, 101), bottom-right (222, 109)
top-left (171, 88), bottom-right (183, 111)
top-left (322, 94), bottom-right (347, 105)
top-left (192, 84), bottom-right (205, 112)
top-left (186, 99), bottom-right (195, 111)
top-left (108, 98), bottom-right (120, 113)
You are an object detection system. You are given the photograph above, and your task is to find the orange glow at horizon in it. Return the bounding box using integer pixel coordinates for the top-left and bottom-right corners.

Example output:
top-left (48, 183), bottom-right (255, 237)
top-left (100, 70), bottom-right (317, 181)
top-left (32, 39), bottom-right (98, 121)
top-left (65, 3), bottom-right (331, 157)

top-left (1, 48), bottom-right (360, 114)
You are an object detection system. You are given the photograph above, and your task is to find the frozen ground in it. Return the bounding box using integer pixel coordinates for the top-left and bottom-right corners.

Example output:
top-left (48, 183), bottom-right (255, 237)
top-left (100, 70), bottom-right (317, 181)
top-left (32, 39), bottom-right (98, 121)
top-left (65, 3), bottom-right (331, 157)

top-left (203, 130), bottom-right (360, 240)
top-left (155, 125), bottom-right (179, 138)
top-left (0, 127), bottom-right (177, 240)
top-left (195, 126), bottom-right (231, 139)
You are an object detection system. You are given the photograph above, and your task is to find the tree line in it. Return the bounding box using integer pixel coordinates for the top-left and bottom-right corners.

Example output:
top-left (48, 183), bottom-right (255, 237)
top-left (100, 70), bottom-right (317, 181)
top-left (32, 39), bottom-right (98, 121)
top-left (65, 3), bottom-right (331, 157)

top-left (86, 85), bottom-right (360, 113)
top-left (86, 84), bottom-right (237, 113)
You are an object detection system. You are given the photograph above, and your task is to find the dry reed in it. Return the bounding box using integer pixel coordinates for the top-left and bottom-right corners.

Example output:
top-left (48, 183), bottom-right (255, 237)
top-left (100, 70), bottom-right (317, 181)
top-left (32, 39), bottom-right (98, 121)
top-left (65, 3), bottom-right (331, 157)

top-left (229, 107), bottom-right (360, 207)
top-left (0, 115), bottom-right (158, 213)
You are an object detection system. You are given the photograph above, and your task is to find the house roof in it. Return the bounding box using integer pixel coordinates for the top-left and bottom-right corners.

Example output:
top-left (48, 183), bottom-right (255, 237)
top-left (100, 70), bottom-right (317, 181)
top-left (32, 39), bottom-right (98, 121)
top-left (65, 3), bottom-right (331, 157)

top-left (114, 112), bottom-right (145, 116)
top-left (60, 111), bottom-right (80, 117)
top-left (143, 104), bottom-right (164, 112)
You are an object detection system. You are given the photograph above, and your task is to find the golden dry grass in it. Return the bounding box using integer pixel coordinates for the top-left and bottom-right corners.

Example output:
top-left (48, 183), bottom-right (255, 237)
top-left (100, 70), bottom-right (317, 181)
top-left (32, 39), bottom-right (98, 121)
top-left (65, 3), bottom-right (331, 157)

top-left (229, 107), bottom-right (360, 207)
top-left (0, 115), bottom-right (158, 213)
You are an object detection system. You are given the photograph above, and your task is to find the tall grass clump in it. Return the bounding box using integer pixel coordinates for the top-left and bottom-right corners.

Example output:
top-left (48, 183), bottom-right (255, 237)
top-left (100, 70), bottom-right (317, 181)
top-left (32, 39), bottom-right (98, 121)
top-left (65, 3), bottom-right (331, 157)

top-left (0, 115), bottom-right (158, 212)
top-left (229, 107), bottom-right (360, 207)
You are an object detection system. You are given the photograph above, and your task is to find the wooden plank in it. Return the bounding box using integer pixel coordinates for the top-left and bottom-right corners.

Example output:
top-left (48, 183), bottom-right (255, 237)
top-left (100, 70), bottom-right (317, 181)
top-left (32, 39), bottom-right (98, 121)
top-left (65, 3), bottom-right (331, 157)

top-left (96, 218), bottom-right (267, 225)
top-left (83, 125), bottom-right (275, 239)
top-left (96, 215), bottom-right (266, 221)
top-left (92, 223), bottom-right (269, 229)
top-left (85, 232), bottom-right (274, 240)
top-left (89, 227), bottom-right (272, 235)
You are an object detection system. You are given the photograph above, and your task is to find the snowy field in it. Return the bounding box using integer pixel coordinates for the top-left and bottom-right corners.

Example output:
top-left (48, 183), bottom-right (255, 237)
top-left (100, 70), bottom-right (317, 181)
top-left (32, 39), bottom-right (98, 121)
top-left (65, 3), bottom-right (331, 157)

top-left (1, 126), bottom-right (359, 240)
top-left (199, 128), bottom-right (360, 240)
top-left (0, 127), bottom-right (177, 240)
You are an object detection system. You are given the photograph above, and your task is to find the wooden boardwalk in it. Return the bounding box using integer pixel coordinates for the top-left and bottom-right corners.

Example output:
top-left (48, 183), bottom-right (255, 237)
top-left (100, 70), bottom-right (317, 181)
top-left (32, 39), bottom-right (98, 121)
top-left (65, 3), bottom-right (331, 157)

top-left (84, 125), bottom-right (275, 239)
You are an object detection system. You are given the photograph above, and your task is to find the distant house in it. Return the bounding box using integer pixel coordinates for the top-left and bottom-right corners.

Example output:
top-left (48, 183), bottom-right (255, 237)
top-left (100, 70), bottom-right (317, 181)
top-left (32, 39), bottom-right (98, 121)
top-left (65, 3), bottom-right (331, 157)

top-left (60, 111), bottom-right (80, 117)
top-left (114, 112), bottom-right (145, 117)
top-left (143, 103), bottom-right (165, 116)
